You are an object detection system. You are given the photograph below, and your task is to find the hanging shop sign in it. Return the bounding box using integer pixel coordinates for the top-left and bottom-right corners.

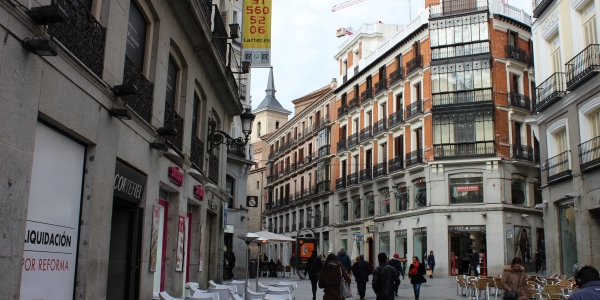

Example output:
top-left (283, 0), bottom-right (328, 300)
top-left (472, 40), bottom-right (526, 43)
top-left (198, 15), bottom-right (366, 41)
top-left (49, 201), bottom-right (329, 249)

top-left (193, 184), bottom-right (205, 200)
top-left (20, 123), bottom-right (86, 300)
top-left (355, 233), bottom-right (365, 242)
top-left (246, 195), bottom-right (258, 207)
top-left (114, 160), bottom-right (147, 205)
top-left (449, 225), bottom-right (486, 232)
top-left (242, 0), bottom-right (272, 67)
top-left (168, 166), bottom-right (184, 187)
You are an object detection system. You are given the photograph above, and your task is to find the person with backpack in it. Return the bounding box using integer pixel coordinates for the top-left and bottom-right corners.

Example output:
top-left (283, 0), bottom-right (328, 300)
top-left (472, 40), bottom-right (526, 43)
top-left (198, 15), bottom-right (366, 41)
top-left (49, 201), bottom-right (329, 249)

top-left (372, 253), bottom-right (400, 300)
top-left (352, 255), bottom-right (371, 300)
top-left (306, 250), bottom-right (323, 300)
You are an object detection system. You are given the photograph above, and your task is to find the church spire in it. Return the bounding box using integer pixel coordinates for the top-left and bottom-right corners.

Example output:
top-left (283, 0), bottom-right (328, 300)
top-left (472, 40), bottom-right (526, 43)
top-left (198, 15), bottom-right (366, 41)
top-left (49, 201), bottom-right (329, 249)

top-left (265, 67), bottom-right (276, 96)
top-left (253, 67), bottom-right (291, 114)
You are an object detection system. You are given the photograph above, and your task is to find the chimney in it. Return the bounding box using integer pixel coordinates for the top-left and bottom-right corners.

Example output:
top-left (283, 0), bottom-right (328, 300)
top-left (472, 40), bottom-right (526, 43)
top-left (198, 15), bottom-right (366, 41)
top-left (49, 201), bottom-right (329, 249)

top-left (330, 78), bottom-right (338, 89)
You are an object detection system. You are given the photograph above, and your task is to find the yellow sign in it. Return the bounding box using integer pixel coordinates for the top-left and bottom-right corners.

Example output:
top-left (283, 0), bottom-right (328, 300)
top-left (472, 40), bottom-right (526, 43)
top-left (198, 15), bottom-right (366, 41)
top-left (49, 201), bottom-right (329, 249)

top-left (242, 0), bottom-right (272, 67)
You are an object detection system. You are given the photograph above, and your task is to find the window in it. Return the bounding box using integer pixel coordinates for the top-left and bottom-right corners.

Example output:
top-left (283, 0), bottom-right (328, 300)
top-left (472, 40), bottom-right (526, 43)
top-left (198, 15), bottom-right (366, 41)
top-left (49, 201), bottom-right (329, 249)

top-left (413, 81), bottom-right (422, 102)
top-left (379, 187), bottom-right (390, 215)
top-left (429, 13), bottom-right (489, 48)
top-left (551, 48), bottom-right (562, 73)
top-left (433, 109), bottom-right (494, 145)
top-left (353, 195), bottom-right (361, 220)
top-left (413, 178), bottom-right (426, 208)
top-left (226, 176), bottom-right (235, 208)
top-left (192, 94), bottom-right (201, 138)
top-left (395, 94), bottom-right (403, 111)
top-left (126, 1), bottom-right (148, 70)
top-left (514, 226), bottom-right (532, 263)
top-left (256, 181), bottom-right (259, 189)
top-left (316, 161), bottom-right (329, 183)
top-left (257, 122), bottom-right (261, 137)
top-left (511, 174), bottom-right (527, 205)
top-left (276, 121), bottom-right (279, 129)
top-left (449, 173), bottom-right (483, 204)
top-left (165, 55), bottom-right (179, 109)
top-left (341, 199), bottom-right (349, 222)
top-left (395, 182), bottom-right (409, 211)
top-left (379, 232), bottom-right (390, 257)
top-left (508, 31), bottom-right (518, 47)
top-left (366, 192), bottom-right (375, 217)
top-left (431, 60), bottom-right (492, 97)
top-left (591, 109), bottom-right (600, 137)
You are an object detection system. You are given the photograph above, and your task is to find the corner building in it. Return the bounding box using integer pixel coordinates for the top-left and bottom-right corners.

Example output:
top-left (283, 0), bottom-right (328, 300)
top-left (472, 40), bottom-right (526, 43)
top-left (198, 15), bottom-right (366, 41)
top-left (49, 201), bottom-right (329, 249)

top-left (330, 0), bottom-right (544, 276)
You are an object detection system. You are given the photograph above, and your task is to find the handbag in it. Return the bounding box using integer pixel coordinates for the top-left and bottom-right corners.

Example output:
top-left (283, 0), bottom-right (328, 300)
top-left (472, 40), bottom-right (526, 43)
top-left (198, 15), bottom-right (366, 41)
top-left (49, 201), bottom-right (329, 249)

top-left (503, 272), bottom-right (522, 300)
top-left (340, 267), bottom-right (352, 299)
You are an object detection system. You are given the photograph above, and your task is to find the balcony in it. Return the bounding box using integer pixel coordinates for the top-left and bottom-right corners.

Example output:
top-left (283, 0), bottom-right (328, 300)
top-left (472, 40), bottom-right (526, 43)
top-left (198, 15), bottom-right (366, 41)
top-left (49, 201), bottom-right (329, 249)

top-left (374, 78), bottom-right (388, 96)
top-left (211, 5), bottom-right (228, 63)
top-left (373, 162), bottom-right (388, 178)
top-left (533, 0), bottom-right (554, 18)
top-left (434, 141), bottom-right (496, 159)
top-left (337, 139), bottom-right (347, 153)
top-left (323, 216), bottom-right (330, 226)
top-left (580, 137), bottom-right (600, 171)
top-left (227, 144), bottom-right (246, 159)
top-left (508, 92), bottom-right (532, 111)
top-left (388, 110), bottom-right (404, 128)
top-left (388, 157), bottom-right (404, 173)
top-left (432, 42), bottom-right (489, 60)
top-left (359, 168), bottom-right (372, 182)
top-left (48, 0), bottom-right (106, 78)
top-left (314, 218), bottom-right (321, 227)
top-left (343, 74), bottom-right (348, 83)
top-left (406, 55), bottom-right (423, 76)
top-left (346, 172), bottom-right (358, 187)
top-left (535, 73), bottom-right (567, 113)
top-left (373, 117), bottom-right (387, 135)
top-left (299, 222), bottom-right (304, 229)
top-left (429, 0), bottom-right (488, 18)
top-left (318, 145), bottom-right (331, 156)
top-left (505, 44), bottom-right (528, 65)
top-left (292, 224), bottom-right (296, 232)
top-left (348, 97), bottom-right (359, 112)
top-left (354, 66), bottom-right (359, 74)
top-left (566, 44), bottom-right (600, 91)
top-left (511, 145), bottom-right (538, 162)
top-left (164, 103), bottom-right (184, 150)
top-left (122, 57), bottom-right (154, 122)
top-left (360, 126), bottom-right (373, 141)
top-left (348, 133), bottom-right (358, 148)
top-left (284, 225), bottom-right (289, 232)
top-left (336, 178), bottom-right (347, 190)
top-left (547, 150), bottom-right (571, 182)
top-left (317, 181), bottom-right (331, 193)
top-left (306, 221), bottom-right (312, 228)
top-left (190, 136), bottom-right (205, 171)
top-left (278, 227), bottom-right (283, 234)
top-left (389, 67), bottom-right (405, 86)
top-left (405, 100), bottom-right (423, 120)
top-left (338, 105), bottom-right (348, 119)
top-left (405, 149), bottom-right (424, 168)
top-left (433, 89), bottom-right (493, 107)
top-left (208, 153), bottom-right (219, 183)
top-left (360, 88), bottom-right (373, 103)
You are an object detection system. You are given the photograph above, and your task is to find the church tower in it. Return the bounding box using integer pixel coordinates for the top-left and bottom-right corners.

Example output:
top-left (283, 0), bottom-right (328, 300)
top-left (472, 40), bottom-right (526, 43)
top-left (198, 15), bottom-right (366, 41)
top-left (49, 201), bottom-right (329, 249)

top-left (251, 68), bottom-right (292, 143)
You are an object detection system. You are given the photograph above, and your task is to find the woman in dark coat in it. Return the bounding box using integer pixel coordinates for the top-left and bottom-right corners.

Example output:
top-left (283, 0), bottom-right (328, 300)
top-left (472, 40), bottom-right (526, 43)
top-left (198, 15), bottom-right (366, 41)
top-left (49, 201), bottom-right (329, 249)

top-left (318, 253), bottom-right (351, 300)
top-left (269, 259), bottom-right (277, 277)
top-left (408, 256), bottom-right (427, 300)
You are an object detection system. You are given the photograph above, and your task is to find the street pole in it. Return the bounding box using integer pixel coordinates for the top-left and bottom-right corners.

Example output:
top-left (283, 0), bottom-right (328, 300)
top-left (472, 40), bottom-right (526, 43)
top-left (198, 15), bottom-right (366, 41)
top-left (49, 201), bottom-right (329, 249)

top-left (237, 233), bottom-right (258, 300)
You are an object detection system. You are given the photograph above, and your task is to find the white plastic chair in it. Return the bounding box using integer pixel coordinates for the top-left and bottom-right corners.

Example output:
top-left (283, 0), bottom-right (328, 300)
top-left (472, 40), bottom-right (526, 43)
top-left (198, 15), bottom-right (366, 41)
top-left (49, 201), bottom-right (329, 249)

top-left (246, 287), bottom-right (266, 300)
top-left (266, 286), bottom-right (291, 296)
top-left (153, 292), bottom-right (160, 300)
top-left (228, 281), bottom-right (245, 297)
top-left (190, 285), bottom-right (208, 297)
top-left (159, 291), bottom-right (185, 300)
top-left (257, 282), bottom-right (270, 293)
top-left (187, 292), bottom-right (220, 300)
top-left (208, 286), bottom-right (231, 300)
top-left (263, 294), bottom-right (292, 300)
top-left (274, 282), bottom-right (295, 299)
top-left (208, 280), bottom-right (219, 288)
top-left (229, 290), bottom-right (243, 300)
top-left (186, 282), bottom-right (200, 297)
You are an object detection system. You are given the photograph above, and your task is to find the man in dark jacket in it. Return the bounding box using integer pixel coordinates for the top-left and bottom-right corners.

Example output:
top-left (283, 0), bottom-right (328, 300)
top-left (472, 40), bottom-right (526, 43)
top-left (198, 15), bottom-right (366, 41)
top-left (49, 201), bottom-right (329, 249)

top-left (470, 249), bottom-right (480, 276)
top-left (569, 266), bottom-right (600, 300)
top-left (372, 252), bottom-right (400, 300)
top-left (427, 251), bottom-right (436, 278)
top-left (306, 250), bottom-right (323, 300)
top-left (387, 253), bottom-right (404, 296)
top-left (290, 253), bottom-right (297, 274)
top-left (336, 248), bottom-right (352, 273)
top-left (352, 255), bottom-right (371, 300)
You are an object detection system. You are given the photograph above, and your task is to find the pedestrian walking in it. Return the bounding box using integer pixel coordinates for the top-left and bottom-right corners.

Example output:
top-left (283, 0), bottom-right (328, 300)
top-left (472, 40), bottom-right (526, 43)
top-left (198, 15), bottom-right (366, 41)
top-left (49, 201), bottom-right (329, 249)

top-left (276, 259), bottom-right (283, 277)
top-left (352, 254), bottom-right (371, 300)
top-left (408, 256), bottom-right (426, 300)
top-left (534, 250), bottom-right (541, 274)
top-left (318, 253), bottom-right (351, 300)
top-left (372, 252), bottom-right (400, 300)
top-left (387, 253), bottom-right (404, 296)
top-left (228, 251), bottom-right (236, 280)
top-left (306, 250), bottom-right (324, 300)
top-left (569, 266), bottom-right (600, 300)
top-left (501, 257), bottom-right (528, 300)
top-left (290, 253), bottom-right (297, 274)
top-left (336, 248), bottom-right (352, 274)
top-left (470, 249), bottom-right (480, 276)
top-left (427, 251), bottom-right (435, 278)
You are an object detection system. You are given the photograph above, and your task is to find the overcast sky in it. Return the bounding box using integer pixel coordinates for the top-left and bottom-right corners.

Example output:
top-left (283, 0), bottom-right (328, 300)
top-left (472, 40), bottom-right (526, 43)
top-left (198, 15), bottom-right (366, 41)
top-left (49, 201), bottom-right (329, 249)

top-left (248, 0), bottom-right (532, 116)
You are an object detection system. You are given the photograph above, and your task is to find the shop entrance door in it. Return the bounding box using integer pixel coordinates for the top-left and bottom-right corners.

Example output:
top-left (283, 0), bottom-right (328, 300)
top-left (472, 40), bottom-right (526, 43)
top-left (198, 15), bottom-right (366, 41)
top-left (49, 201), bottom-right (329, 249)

top-left (107, 199), bottom-right (143, 300)
top-left (367, 238), bottom-right (374, 271)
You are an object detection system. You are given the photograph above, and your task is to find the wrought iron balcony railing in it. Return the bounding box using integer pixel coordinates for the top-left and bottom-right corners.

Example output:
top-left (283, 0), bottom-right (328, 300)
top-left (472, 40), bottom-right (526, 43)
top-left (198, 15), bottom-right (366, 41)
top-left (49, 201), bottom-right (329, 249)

top-left (48, 0), bottom-right (106, 78)
top-left (374, 78), bottom-right (388, 96)
top-left (536, 72), bottom-right (567, 113)
top-left (388, 110), bottom-right (404, 128)
top-left (348, 97), bottom-right (359, 112)
top-left (511, 145), bottom-right (537, 162)
top-left (360, 125), bottom-right (372, 141)
top-left (433, 141), bottom-right (496, 159)
top-left (566, 44), bottom-right (600, 91)
top-left (122, 57), bottom-right (154, 122)
top-left (405, 150), bottom-right (424, 168)
top-left (547, 150), bottom-right (571, 182)
top-left (433, 89), bottom-right (492, 107)
top-left (208, 153), bottom-right (219, 183)
top-left (291, 224), bottom-right (296, 232)
top-left (211, 5), bottom-right (228, 63)
top-left (388, 156), bottom-right (404, 173)
top-left (299, 222), bottom-right (304, 229)
top-left (164, 102), bottom-right (184, 150)
top-left (338, 104), bottom-right (348, 119)
top-left (199, 0), bottom-right (213, 27)
top-left (348, 133), bottom-right (358, 148)
top-left (323, 216), bottom-right (329, 226)
top-left (505, 44), bottom-right (528, 64)
top-left (406, 55), bottom-right (422, 76)
top-left (239, 83), bottom-right (246, 100)
top-left (343, 74), bottom-right (348, 83)
top-left (429, 0), bottom-right (488, 18)
top-left (227, 144), bottom-right (246, 159)
top-left (337, 139), bottom-right (347, 153)
top-left (360, 88), bottom-right (373, 103)
top-left (508, 92), bottom-right (532, 111)
top-left (314, 218), bottom-right (321, 227)
top-left (359, 168), bottom-right (372, 182)
top-left (533, 0), bottom-right (554, 18)
top-left (278, 227), bottom-right (283, 234)
top-left (373, 162), bottom-right (387, 178)
top-left (336, 177), bottom-right (346, 190)
top-left (354, 66), bottom-right (359, 74)
top-left (191, 136), bottom-right (205, 171)
top-left (405, 100), bottom-right (423, 120)
top-left (580, 136), bottom-right (600, 171)
top-left (318, 145), bottom-right (330, 156)
top-left (347, 172), bottom-right (358, 187)
top-left (285, 225), bottom-right (289, 232)
top-left (389, 67), bottom-right (405, 86)
top-left (373, 117), bottom-right (387, 135)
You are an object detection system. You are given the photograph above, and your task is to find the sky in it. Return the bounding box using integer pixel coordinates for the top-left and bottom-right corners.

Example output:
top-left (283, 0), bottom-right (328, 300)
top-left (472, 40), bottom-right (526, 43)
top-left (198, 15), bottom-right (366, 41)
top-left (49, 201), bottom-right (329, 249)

top-left (249, 0), bottom-right (533, 116)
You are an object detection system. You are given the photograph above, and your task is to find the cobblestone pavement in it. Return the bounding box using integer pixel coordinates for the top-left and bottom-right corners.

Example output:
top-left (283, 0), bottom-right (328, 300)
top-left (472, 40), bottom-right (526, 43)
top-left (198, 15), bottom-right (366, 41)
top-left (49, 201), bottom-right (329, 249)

top-left (235, 274), bottom-right (489, 300)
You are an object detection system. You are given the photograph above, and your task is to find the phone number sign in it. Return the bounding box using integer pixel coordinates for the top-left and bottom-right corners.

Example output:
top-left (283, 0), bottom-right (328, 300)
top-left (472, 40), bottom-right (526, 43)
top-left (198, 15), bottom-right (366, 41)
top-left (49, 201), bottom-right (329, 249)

top-left (242, 0), bottom-right (272, 67)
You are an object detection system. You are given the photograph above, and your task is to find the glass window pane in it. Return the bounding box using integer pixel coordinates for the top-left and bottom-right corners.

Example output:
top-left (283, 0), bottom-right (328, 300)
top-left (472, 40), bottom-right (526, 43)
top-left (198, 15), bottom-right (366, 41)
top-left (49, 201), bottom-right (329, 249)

top-left (474, 69), bottom-right (482, 89)
top-left (448, 72), bottom-right (456, 92)
top-left (440, 73), bottom-right (448, 92)
top-left (449, 174), bottom-right (484, 204)
top-left (480, 22), bottom-right (488, 40)
top-left (432, 74), bottom-right (440, 93)
top-left (482, 68), bottom-right (491, 88)
top-left (465, 70), bottom-right (473, 89)
top-left (447, 27), bottom-right (454, 46)
top-left (431, 29), bottom-right (438, 47)
top-left (463, 24), bottom-right (471, 43)
top-left (439, 27), bottom-right (446, 45)
top-left (455, 26), bottom-right (462, 44)
top-left (457, 72), bottom-right (464, 90)
top-left (472, 23), bottom-right (480, 41)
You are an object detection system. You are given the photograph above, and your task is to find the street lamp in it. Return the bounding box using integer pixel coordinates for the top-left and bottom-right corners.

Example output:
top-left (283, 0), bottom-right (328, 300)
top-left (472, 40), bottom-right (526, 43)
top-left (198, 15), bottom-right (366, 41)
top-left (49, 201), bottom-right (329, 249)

top-left (254, 237), bottom-right (268, 291)
top-left (237, 233), bottom-right (259, 300)
top-left (208, 108), bottom-right (255, 151)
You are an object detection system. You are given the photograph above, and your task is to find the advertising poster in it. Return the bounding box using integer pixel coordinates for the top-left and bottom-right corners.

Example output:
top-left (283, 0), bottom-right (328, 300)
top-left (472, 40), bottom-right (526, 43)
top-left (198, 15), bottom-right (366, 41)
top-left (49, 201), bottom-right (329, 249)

top-left (199, 225), bottom-right (205, 272)
top-left (176, 216), bottom-right (185, 271)
top-left (355, 233), bottom-right (365, 242)
top-left (242, 0), bottom-right (272, 67)
top-left (150, 206), bottom-right (160, 272)
top-left (300, 242), bottom-right (314, 259)
top-left (20, 123), bottom-right (86, 299)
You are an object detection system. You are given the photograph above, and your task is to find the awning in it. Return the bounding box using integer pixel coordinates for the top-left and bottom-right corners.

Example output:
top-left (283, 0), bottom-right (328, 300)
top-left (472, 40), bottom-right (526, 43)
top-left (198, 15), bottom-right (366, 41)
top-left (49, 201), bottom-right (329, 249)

top-left (251, 231), bottom-right (295, 242)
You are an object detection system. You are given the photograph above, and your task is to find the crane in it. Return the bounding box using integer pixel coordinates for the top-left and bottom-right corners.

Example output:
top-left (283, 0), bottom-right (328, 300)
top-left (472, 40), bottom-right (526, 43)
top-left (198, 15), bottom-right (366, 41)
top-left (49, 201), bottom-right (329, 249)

top-left (331, 0), bottom-right (367, 12)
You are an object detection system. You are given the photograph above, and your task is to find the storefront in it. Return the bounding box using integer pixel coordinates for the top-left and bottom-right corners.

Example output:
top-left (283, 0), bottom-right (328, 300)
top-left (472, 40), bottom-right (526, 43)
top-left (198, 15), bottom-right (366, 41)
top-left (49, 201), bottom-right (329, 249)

top-left (413, 227), bottom-right (427, 264)
top-left (394, 229), bottom-right (408, 260)
top-left (449, 225), bottom-right (486, 275)
top-left (380, 187), bottom-right (390, 215)
top-left (413, 178), bottom-right (427, 209)
top-left (558, 201), bottom-right (578, 276)
top-left (379, 231), bottom-right (391, 257)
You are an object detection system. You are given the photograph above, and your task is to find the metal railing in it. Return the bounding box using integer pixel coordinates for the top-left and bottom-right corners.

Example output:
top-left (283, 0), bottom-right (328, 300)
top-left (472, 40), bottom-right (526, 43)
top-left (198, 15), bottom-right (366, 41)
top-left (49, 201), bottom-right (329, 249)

top-left (299, 222), bottom-right (304, 229)
top-left (388, 110), bottom-right (404, 128)
top-left (359, 168), bottom-right (372, 182)
top-left (191, 136), bottom-right (205, 171)
top-left (389, 67), bottom-right (405, 86)
top-left (565, 44), bottom-right (600, 91)
top-left (533, 0), bottom-right (553, 18)
top-left (348, 97), bottom-right (359, 112)
top-left (347, 172), bottom-right (358, 187)
top-left (429, 0), bottom-right (488, 18)
top-left (511, 145), bottom-right (537, 162)
top-left (354, 66), bottom-right (359, 74)
top-left (361, 88), bottom-right (373, 103)
top-left (208, 153), bottom-right (219, 183)
top-left (323, 216), bottom-right (329, 226)
top-left (337, 139), bottom-right (347, 153)
top-left (405, 150), bottom-right (424, 168)
top-left (336, 177), bottom-right (346, 190)
top-left (343, 74), bottom-right (347, 83)
top-left (285, 225), bottom-right (289, 232)
top-left (360, 125), bottom-right (372, 141)
top-left (508, 92), bottom-right (532, 111)
top-left (406, 55), bottom-right (423, 76)
top-left (434, 142), bottom-right (496, 159)
top-left (388, 156), bottom-right (404, 173)
top-left (374, 78), bottom-right (388, 96)
top-left (348, 133), bottom-right (358, 148)
top-left (433, 89), bottom-right (492, 107)
top-left (122, 57), bottom-right (154, 122)
top-left (211, 5), bottom-right (228, 63)
top-left (432, 42), bottom-right (489, 60)
top-left (338, 104), bottom-right (348, 119)
top-left (580, 137), bottom-right (600, 170)
top-left (405, 100), bottom-right (423, 120)
top-left (164, 102), bottom-right (184, 150)
top-left (199, 0), bottom-right (213, 27)
top-left (227, 144), bottom-right (246, 158)
top-left (505, 44), bottom-right (528, 64)
top-left (373, 162), bottom-right (388, 178)
top-left (291, 224), bottom-right (296, 232)
top-left (547, 150), bottom-right (571, 182)
top-left (306, 221), bottom-right (312, 228)
top-left (373, 117), bottom-right (387, 135)
top-left (535, 72), bottom-right (567, 113)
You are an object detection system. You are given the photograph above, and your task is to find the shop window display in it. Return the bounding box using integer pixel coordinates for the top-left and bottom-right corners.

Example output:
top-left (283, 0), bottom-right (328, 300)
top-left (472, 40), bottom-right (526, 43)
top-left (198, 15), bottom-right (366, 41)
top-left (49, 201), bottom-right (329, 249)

top-left (379, 232), bottom-right (390, 257)
top-left (511, 174), bottom-right (527, 205)
top-left (514, 226), bottom-right (532, 263)
top-left (395, 230), bottom-right (408, 260)
top-left (413, 178), bottom-right (427, 208)
top-left (559, 202), bottom-right (578, 275)
top-left (395, 182), bottom-right (409, 211)
top-left (379, 187), bottom-right (390, 215)
top-left (413, 228), bottom-right (427, 263)
top-left (449, 173), bottom-right (483, 204)
top-left (366, 192), bottom-right (375, 217)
